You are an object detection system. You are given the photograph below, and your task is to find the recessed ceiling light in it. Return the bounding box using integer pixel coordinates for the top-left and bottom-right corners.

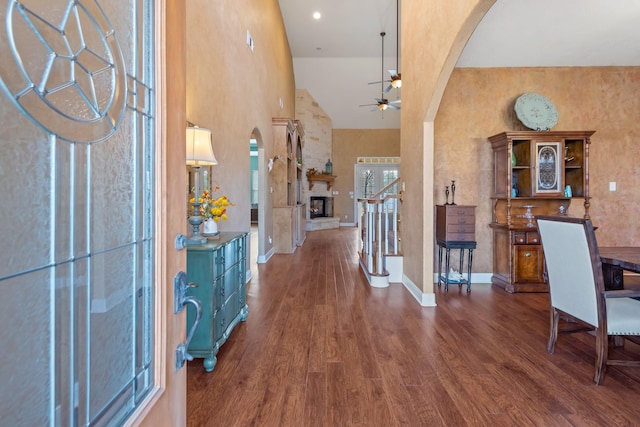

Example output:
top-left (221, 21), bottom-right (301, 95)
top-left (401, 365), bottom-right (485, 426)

top-left (313, 11), bottom-right (321, 20)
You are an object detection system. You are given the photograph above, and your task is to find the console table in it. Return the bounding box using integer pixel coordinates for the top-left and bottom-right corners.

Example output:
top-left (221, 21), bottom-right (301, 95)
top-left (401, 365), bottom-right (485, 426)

top-left (436, 205), bottom-right (476, 292)
top-left (186, 232), bottom-right (248, 372)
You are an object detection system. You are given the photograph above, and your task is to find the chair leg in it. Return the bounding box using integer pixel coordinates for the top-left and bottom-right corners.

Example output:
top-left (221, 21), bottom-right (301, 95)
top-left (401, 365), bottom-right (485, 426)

top-left (594, 327), bottom-right (608, 385)
top-left (547, 307), bottom-right (559, 354)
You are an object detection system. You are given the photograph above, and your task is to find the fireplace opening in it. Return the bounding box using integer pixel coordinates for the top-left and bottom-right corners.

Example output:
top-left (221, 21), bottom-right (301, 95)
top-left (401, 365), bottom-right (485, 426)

top-left (310, 196), bottom-right (334, 219)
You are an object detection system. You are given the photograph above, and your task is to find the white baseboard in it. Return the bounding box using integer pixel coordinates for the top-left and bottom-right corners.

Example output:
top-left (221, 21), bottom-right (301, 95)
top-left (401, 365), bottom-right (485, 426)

top-left (400, 273), bottom-right (493, 307)
top-left (339, 222), bottom-right (356, 227)
top-left (257, 247), bottom-right (276, 264)
top-left (401, 274), bottom-right (437, 307)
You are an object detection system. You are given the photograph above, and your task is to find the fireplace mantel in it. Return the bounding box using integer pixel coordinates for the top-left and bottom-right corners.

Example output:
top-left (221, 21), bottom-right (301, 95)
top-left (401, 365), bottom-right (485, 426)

top-left (307, 174), bottom-right (336, 190)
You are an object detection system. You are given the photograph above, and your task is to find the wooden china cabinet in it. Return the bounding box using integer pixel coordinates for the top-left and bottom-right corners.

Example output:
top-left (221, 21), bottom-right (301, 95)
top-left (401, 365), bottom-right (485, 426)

top-left (488, 130), bottom-right (594, 292)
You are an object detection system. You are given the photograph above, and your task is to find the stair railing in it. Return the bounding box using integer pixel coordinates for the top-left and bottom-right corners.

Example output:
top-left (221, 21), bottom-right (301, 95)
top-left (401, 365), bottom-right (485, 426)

top-left (357, 177), bottom-right (402, 277)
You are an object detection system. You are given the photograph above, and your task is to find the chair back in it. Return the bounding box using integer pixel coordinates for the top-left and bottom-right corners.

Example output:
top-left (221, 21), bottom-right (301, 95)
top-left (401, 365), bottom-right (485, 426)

top-left (536, 216), bottom-right (603, 328)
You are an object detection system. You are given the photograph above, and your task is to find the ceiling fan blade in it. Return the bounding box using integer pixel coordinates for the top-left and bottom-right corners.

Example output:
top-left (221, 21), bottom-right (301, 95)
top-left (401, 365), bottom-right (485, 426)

top-left (384, 84), bottom-right (393, 93)
top-left (388, 69), bottom-right (397, 77)
top-left (389, 99), bottom-right (401, 104)
top-left (359, 103), bottom-right (377, 107)
top-left (368, 79), bottom-right (391, 85)
top-left (388, 104), bottom-right (400, 111)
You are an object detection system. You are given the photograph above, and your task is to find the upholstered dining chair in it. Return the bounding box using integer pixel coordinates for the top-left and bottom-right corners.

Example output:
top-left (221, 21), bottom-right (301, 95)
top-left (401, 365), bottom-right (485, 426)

top-left (536, 215), bottom-right (640, 385)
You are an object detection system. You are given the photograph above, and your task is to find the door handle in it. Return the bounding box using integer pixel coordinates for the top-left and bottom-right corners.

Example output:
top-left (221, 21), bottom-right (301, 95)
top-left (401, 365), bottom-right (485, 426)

top-left (173, 271), bottom-right (203, 370)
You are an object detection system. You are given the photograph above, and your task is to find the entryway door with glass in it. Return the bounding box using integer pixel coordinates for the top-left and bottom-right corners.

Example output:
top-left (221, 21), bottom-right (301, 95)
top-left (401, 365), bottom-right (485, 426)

top-left (354, 158), bottom-right (400, 221)
top-left (0, 1), bottom-right (162, 425)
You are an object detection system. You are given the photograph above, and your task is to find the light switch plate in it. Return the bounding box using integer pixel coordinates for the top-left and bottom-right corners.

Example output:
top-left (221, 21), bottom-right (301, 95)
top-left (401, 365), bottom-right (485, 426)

top-left (609, 182), bottom-right (616, 191)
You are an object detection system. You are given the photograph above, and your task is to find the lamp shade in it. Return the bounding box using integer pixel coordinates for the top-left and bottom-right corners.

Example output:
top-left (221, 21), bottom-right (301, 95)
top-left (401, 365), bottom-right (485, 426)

top-left (186, 127), bottom-right (217, 166)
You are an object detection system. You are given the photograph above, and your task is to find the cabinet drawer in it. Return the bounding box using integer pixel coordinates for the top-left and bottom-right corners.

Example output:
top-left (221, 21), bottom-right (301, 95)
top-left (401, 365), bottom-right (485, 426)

top-left (443, 232), bottom-right (475, 242)
top-left (213, 293), bottom-right (238, 340)
top-left (513, 233), bottom-right (526, 244)
top-left (446, 224), bottom-right (475, 233)
top-left (444, 213), bottom-right (475, 224)
top-left (513, 231), bottom-right (540, 245)
top-left (445, 206), bottom-right (475, 216)
top-left (221, 264), bottom-right (242, 302)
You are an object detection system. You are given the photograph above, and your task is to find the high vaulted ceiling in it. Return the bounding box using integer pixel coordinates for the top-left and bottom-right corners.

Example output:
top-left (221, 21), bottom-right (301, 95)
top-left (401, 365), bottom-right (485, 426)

top-left (279, 0), bottom-right (640, 129)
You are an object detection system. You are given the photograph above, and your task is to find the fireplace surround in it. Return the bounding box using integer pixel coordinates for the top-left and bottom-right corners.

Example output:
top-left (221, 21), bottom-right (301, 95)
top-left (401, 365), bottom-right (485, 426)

top-left (310, 196), bottom-right (334, 219)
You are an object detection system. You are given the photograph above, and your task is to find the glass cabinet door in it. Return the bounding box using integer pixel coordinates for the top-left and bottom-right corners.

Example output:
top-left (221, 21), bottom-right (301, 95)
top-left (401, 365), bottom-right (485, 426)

top-left (534, 142), bottom-right (563, 195)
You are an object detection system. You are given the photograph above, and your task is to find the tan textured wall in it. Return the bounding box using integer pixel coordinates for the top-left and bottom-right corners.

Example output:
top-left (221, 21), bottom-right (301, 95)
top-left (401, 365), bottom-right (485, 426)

top-left (401, 0), bottom-right (495, 293)
top-left (332, 129), bottom-right (401, 223)
top-left (186, 0), bottom-right (295, 254)
top-left (435, 66), bottom-right (640, 274)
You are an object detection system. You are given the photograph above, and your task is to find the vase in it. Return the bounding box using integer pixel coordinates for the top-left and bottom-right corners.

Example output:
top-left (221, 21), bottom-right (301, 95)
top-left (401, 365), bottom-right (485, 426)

top-left (204, 219), bottom-right (218, 235)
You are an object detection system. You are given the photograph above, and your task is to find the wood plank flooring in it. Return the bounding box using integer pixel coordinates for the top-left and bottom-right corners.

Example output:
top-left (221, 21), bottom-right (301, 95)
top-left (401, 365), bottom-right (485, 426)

top-left (187, 227), bottom-right (640, 426)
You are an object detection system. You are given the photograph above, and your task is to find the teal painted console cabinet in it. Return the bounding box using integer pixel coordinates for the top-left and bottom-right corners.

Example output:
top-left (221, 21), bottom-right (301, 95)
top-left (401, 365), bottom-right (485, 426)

top-left (186, 232), bottom-right (248, 372)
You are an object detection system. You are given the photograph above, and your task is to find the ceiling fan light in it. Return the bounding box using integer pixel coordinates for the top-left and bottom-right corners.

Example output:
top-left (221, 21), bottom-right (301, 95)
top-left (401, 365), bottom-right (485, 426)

top-left (378, 103), bottom-right (388, 111)
top-left (391, 78), bottom-right (402, 88)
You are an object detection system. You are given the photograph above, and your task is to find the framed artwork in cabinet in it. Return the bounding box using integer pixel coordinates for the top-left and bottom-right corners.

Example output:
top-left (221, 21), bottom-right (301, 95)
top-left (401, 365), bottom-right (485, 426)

top-left (534, 142), bottom-right (562, 194)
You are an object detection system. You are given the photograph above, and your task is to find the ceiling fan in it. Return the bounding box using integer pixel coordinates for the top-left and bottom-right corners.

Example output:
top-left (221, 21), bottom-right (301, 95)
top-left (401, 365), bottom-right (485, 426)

top-left (360, 31), bottom-right (401, 112)
top-left (367, 0), bottom-right (402, 93)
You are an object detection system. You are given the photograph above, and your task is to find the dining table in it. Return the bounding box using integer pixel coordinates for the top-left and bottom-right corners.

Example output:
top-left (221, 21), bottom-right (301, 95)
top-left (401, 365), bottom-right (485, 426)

top-left (598, 247), bottom-right (640, 346)
top-left (599, 246), bottom-right (640, 290)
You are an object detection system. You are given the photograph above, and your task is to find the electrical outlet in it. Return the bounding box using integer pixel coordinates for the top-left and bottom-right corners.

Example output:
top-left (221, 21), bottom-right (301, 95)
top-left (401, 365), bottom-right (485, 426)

top-left (609, 182), bottom-right (616, 191)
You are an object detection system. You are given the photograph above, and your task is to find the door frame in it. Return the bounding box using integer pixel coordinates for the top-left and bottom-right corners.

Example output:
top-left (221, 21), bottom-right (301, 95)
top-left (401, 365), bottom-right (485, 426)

top-left (125, 0), bottom-right (187, 424)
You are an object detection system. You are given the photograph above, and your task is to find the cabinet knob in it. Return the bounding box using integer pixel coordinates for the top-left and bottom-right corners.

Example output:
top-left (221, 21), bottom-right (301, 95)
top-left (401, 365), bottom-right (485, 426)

top-left (524, 252), bottom-right (531, 257)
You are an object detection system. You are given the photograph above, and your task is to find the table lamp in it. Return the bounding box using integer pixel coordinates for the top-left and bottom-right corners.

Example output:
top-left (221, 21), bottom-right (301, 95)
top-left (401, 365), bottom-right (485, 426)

top-left (186, 126), bottom-right (217, 245)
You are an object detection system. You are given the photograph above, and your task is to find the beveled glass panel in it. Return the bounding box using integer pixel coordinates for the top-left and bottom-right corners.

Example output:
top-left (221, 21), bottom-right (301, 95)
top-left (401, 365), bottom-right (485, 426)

top-left (0, 0), bottom-right (154, 424)
top-left (90, 118), bottom-right (135, 252)
top-left (0, 118), bottom-right (52, 278)
top-left (0, 269), bottom-right (52, 427)
top-left (88, 245), bottom-right (135, 420)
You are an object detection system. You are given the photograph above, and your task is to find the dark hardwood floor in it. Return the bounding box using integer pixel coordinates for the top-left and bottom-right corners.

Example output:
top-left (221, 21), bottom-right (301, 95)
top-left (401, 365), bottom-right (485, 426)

top-left (187, 227), bottom-right (640, 426)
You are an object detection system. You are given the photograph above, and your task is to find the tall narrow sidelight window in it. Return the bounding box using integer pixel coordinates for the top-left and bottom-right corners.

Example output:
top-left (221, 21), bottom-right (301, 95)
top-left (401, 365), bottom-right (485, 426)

top-left (0, 0), bottom-right (155, 425)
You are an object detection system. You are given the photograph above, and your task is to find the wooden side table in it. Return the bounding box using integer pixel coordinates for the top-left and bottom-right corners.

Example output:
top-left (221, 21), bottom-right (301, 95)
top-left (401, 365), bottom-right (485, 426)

top-left (435, 205), bottom-right (477, 292)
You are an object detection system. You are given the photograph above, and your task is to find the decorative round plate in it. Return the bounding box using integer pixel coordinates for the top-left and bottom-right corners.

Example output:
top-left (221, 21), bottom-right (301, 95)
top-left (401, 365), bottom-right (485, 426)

top-left (514, 93), bottom-right (558, 131)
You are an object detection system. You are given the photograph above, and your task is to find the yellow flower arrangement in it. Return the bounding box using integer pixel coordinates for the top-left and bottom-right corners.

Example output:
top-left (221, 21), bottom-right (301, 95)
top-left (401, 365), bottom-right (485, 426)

top-left (190, 185), bottom-right (234, 222)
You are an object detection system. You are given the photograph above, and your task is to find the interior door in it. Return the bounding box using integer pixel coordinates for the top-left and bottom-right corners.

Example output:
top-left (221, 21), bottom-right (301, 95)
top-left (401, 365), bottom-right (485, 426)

top-left (0, 0), bottom-right (187, 425)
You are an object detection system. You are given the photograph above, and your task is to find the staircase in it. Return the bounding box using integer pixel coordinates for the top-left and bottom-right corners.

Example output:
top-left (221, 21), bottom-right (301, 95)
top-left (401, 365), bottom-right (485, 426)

top-left (357, 178), bottom-right (403, 287)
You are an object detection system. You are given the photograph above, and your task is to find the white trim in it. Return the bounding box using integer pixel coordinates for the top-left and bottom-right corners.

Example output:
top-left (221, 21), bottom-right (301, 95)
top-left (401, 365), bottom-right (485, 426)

top-left (356, 156), bottom-right (401, 164)
top-left (258, 247), bottom-right (276, 264)
top-left (339, 221), bottom-right (356, 227)
top-left (402, 274), bottom-right (437, 307)
top-left (386, 255), bottom-right (403, 283)
top-left (359, 257), bottom-right (390, 288)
